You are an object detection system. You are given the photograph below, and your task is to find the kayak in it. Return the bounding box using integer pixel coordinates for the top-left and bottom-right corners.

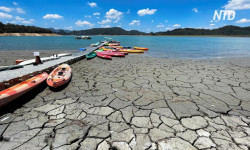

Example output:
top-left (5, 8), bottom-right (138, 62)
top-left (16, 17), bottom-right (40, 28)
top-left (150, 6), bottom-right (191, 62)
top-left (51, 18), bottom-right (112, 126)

top-left (86, 52), bottom-right (96, 59)
top-left (79, 48), bottom-right (86, 51)
top-left (47, 64), bottom-right (72, 88)
top-left (0, 65), bottom-right (23, 72)
top-left (99, 52), bottom-right (125, 57)
top-left (108, 43), bottom-right (120, 46)
top-left (105, 50), bottom-right (128, 55)
top-left (96, 52), bottom-right (112, 60)
top-left (19, 56), bottom-right (59, 66)
top-left (95, 50), bottom-right (104, 52)
top-left (0, 72), bottom-right (48, 107)
top-left (134, 47), bottom-right (149, 50)
top-left (118, 49), bottom-right (144, 53)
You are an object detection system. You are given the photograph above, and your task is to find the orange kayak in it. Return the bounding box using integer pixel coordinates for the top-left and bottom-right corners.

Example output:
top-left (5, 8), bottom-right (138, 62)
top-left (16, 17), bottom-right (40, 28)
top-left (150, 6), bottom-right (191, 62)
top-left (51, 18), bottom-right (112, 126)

top-left (47, 64), bottom-right (72, 88)
top-left (134, 47), bottom-right (149, 50)
top-left (0, 72), bottom-right (48, 107)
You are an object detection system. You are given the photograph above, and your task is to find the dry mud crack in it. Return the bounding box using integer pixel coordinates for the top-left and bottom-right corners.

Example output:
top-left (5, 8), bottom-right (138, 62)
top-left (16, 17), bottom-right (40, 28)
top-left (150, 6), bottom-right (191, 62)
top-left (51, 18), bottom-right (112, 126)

top-left (1, 55), bottom-right (250, 150)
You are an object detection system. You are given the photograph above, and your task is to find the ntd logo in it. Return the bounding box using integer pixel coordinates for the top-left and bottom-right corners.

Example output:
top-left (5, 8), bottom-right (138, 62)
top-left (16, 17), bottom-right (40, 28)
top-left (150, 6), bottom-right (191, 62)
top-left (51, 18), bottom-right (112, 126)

top-left (213, 10), bottom-right (236, 21)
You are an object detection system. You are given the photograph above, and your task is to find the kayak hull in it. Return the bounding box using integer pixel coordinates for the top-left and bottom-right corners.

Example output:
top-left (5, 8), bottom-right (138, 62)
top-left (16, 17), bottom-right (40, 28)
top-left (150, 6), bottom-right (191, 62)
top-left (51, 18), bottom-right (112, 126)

top-left (118, 49), bottom-right (144, 53)
top-left (99, 52), bottom-right (125, 57)
top-left (96, 52), bottom-right (112, 60)
top-left (134, 47), bottom-right (149, 50)
top-left (47, 64), bottom-right (72, 88)
top-left (86, 52), bottom-right (97, 59)
top-left (0, 73), bottom-right (48, 107)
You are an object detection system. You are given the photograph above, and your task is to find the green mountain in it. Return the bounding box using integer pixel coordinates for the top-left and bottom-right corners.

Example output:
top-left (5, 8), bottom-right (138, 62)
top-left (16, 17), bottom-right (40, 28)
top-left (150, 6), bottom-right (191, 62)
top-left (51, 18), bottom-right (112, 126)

top-left (0, 22), bottom-right (52, 33)
top-left (69, 27), bottom-right (147, 35)
top-left (1, 22), bottom-right (249, 36)
top-left (155, 25), bottom-right (250, 36)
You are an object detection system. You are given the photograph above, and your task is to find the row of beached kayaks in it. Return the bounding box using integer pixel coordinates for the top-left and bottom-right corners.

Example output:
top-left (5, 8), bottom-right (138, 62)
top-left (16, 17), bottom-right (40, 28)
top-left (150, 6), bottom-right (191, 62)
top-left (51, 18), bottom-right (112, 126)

top-left (85, 41), bottom-right (149, 60)
top-left (0, 64), bottom-right (72, 107)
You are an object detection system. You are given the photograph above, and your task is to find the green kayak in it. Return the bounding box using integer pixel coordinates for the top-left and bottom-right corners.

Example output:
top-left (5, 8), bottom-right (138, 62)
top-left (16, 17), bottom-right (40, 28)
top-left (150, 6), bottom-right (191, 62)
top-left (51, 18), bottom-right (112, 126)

top-left (86, 52), bottom-right (96, 59)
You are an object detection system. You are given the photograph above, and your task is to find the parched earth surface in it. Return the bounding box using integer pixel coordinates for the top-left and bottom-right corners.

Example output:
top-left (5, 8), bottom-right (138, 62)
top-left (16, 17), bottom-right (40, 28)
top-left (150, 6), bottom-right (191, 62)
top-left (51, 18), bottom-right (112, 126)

top-left (1, 55), bottom-right (250, 150)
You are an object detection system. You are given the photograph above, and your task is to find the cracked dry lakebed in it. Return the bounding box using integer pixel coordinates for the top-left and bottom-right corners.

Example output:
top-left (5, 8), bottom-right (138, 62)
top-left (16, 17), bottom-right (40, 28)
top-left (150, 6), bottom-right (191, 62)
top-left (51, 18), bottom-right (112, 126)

top-left (1, 55), bottom-right (250, 150)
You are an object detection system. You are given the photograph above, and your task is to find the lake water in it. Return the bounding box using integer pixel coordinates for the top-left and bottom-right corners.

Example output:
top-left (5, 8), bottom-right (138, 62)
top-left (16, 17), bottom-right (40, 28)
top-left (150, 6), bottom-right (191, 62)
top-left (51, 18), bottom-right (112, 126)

top-left (0, 36), bottom-right (249, 59)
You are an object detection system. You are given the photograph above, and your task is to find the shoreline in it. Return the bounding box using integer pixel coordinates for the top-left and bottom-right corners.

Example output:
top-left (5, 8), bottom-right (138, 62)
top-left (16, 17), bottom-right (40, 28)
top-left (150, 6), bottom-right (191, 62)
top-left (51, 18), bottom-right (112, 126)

top-left (1, 50), bottom-right (250, 67)
top-left (0, 33), bottom-right (250, 37)
top-left (0, 33), bottom-right (60, 36)
top-left (0, 54), bottom-right (250, 149)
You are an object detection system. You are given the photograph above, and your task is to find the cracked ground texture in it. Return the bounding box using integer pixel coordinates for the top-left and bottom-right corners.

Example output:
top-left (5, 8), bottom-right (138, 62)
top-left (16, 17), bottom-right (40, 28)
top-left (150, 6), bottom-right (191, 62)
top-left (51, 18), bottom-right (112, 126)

top-left (1, 55), bottom-right (250, 150)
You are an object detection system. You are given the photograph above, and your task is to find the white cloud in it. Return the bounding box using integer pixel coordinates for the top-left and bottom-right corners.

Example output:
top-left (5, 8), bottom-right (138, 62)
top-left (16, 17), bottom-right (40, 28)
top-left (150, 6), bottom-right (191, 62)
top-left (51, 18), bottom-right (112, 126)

top-left (106, 8), bottom-right (123, 23)
top-left (15, 16), bottom-right (24, 21)
top-left (165, 20), bottom-right (168, 23)
top-left (43, 14), bottom-right (64, 19)
top-left (236, 18), bottom-right (250, 23)
top-left (13, 2), bottom-right (18, 5)
top-left (22, 19), bottom-right (35, 24)
top-left (85, 15), bottom-right (91, 18)
top-left (156, 25), bottom-right (164, 28)
top-left (0, 6), bottom-right (12, 12)
top-left (129, 20), bottom-right (140, 26)
top-left (137, 8), bottom-right (157, 16)
top-left (96, 17), bottom-right (100, 19)
top-left (65, 26), bottom-right (73, 30)
top-left (192, 8), bottom-right (198, 13)
top-left (126, 9), bottom-right (130, 14)
top-left (166, 27), bottom-right (173, 30)
top-left (16, 8), bottom-right (25, 14)
top-left (0, 12), bottom-right (13, 19)
top-left (10, 21), bottom-right (17, 24)
top-left (98, 19), bottom-right (112, 24)
top-left (75, 20), bottom-right (94, 27)
top-left (152, 20), bottom-right (154, 22)
top-left (88, 2), bottom-right (97, 7)
top-left (224, 0), bottom-right (250, 10)
top-left (101, 25), bottom-right (111, 28)
top-left (93, 12), bottom-right (100, 15)
top-left (173, 24), bottom-right (181, 28)
top-left (209, 23), bottom-right (215, 26)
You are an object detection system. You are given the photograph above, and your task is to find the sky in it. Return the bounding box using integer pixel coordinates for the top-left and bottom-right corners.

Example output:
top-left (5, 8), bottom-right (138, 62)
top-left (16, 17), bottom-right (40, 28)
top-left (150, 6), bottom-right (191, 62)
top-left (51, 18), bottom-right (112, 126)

top-left (0, 0), bottom-right (250, 32)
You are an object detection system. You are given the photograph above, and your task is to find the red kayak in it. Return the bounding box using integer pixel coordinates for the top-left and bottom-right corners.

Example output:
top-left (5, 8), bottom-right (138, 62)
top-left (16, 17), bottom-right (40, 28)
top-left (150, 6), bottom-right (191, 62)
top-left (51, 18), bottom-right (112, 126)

top-left (105, 50), bottom-right (128, 55)
top-left (0, 73), bottom-right (48, 107)
top-left (96, 52), bottom-right (112, 60)
top-left (100, 52), bottom-right (125, 57)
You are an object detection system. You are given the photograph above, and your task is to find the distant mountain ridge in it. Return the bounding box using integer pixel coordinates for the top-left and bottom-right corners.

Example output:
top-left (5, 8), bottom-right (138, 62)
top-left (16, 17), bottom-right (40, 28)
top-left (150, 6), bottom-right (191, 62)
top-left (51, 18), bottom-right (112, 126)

top-left (155, 25), bottom-right (250, 36)
top-left (1, 22), bottom-right (250, 36)
top-left (69, 27), bottom-right (147, 35)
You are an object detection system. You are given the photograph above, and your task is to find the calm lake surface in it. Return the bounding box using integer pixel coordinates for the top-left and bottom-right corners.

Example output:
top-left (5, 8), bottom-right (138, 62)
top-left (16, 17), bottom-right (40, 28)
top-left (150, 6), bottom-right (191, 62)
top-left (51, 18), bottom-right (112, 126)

top-left (0, 36), bottom-right (249, 59)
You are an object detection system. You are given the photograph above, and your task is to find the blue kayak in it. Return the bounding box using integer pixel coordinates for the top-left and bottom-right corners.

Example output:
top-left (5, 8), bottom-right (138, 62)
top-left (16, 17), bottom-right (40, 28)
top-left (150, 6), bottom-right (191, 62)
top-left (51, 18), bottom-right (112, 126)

top-left (79, 48), bottom-right (86, 51)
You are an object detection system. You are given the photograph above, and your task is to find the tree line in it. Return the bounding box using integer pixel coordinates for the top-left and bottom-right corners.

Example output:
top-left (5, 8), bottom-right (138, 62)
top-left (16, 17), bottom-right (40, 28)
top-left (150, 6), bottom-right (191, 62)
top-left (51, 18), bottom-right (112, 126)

top-left (0, 22), bottom-right (249, 36)
top-left (0, 22), bottom-right (52, 33)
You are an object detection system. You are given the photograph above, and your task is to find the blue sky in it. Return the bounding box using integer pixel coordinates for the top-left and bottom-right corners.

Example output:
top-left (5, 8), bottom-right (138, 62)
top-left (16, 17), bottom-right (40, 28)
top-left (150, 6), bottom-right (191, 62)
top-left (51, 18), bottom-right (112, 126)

top-left (0, 0), bottom-right (250, 32)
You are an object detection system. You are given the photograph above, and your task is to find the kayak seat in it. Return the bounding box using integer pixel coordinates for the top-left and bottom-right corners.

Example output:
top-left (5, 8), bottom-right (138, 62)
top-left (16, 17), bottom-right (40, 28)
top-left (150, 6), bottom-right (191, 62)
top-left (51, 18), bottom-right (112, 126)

top-left (58, 72), bottom-right (64, 76)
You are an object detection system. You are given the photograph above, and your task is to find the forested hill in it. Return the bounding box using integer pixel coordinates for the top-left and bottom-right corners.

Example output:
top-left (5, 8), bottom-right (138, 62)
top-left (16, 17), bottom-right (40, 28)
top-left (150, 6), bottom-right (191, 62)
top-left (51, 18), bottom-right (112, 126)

top-left (0, 22), bottom-right (249, 36)
top-left (0, 22), bottom-right (52, 33)
top-left (155, 26), bottom-right (250, 36)
top-left (69, 27), bottom-right (147, 35)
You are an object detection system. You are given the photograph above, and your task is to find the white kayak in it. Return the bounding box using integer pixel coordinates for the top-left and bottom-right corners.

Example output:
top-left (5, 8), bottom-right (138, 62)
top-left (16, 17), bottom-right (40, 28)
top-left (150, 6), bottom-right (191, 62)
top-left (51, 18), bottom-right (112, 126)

top-left (19, 56), bottom-right (59, 66)
top-left (18, 53), bottom-right (72, 66)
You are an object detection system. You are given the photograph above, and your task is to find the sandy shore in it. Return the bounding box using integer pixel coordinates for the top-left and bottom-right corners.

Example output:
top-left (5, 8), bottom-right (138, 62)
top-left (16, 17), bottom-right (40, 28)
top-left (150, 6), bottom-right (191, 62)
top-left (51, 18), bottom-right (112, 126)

top-left (0, 50), bottom-right (75, 66)
top-left (0, 54), bottom-right (250, 149)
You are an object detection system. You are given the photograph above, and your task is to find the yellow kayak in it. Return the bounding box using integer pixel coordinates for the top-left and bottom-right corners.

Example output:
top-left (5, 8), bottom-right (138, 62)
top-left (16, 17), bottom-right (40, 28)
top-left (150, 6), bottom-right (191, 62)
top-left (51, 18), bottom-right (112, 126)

top-left (134, 47), bottom-right (148, 50)
top-left (118, 49), bottom-right (144, 53)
